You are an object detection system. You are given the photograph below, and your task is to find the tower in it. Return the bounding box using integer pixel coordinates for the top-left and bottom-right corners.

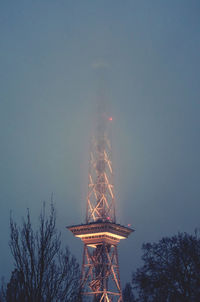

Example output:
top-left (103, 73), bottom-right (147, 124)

top-left (68, 101), bottom-right (133, 302)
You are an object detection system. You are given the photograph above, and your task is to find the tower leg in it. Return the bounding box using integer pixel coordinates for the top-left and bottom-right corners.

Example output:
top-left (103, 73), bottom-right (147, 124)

top-left (80, 244), bottom-right (123, 302)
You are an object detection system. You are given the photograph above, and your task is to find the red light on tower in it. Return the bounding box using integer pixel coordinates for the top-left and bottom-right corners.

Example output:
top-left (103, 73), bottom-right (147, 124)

top-left (109, 117), bottom-right (113, 121)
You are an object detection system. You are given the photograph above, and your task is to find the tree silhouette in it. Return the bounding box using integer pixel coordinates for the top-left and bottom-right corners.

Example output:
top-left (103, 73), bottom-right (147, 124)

top-left (5, 203), bottom-right (80, 302)
top-left (5, 269), bottom-right (26, 302)
top-left (0, 278), bottom-right (6, 302)
top-left (123, 282), bottom-right (135, 302)
top-left (132, 232), bottom-right (200, 302)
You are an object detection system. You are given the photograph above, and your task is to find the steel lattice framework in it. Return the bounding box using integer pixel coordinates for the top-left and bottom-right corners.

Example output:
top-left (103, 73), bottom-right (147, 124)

top-left (87, 116), bottom-right (115, 224)
top-left (68, 107), bottom-right (133, 302)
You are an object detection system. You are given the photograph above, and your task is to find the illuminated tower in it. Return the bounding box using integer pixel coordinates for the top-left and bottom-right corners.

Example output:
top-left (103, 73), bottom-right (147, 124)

top-left (68, 101), bottom-right (133, 302)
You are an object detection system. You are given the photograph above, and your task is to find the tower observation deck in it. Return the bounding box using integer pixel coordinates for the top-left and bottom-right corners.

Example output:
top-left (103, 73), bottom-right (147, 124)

top-left (68, 96), bottom-right (133, 301)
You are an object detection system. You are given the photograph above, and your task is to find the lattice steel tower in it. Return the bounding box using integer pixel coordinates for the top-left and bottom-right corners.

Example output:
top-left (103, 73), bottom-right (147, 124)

top-left (68, 99), bottom-right (133, 302)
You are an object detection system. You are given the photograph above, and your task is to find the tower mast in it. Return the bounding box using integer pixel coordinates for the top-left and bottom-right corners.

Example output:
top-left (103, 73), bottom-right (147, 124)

top-left (68, 88), bottom-right (133, 302)
top-left (87, 101), bottom-right (115, 224)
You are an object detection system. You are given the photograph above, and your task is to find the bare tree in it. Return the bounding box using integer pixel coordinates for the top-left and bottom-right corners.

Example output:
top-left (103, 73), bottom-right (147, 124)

top-left (7, 203), bottom-right (80, 302)
top-left (0, 278), bottom-right (6, 302)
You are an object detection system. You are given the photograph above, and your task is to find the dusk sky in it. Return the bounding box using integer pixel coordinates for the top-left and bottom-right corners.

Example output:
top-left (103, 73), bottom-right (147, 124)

top-left (1, 1), bottom-right (200, 287)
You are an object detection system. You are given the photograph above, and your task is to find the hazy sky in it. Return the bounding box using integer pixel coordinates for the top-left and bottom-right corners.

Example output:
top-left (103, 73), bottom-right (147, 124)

top-left (1, 0), bottom-right (200, 286)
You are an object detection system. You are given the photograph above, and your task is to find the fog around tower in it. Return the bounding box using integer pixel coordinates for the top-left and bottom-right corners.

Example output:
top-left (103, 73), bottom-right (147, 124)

top-left (0, 0), bottom-right (200, 287)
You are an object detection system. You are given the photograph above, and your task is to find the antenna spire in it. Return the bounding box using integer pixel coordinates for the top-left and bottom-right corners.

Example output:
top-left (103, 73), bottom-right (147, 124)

top-left (68, 76), bottom-right (133, 301)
